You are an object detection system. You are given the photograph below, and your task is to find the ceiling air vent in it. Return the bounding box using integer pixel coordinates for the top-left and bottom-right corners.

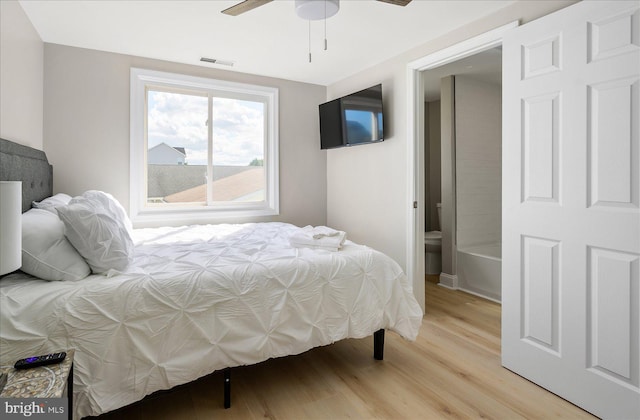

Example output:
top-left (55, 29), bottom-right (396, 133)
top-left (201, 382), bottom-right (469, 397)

top-left (200, 57), bottom-right (234, 67)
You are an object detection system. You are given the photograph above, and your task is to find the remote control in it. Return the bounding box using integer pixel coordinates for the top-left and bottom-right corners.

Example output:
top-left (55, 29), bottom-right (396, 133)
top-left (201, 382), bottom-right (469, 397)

top-left (14, 352), bottom-right (66, 370)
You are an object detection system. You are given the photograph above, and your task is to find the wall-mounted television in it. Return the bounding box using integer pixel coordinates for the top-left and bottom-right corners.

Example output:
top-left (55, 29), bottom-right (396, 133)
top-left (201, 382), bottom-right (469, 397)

top-left (319, 84), bottom-right (384, 150)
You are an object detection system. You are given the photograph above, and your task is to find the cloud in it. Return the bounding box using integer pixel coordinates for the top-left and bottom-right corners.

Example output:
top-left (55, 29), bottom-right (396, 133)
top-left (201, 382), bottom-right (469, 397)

top-left (148, 91), bottom-right (264, 166)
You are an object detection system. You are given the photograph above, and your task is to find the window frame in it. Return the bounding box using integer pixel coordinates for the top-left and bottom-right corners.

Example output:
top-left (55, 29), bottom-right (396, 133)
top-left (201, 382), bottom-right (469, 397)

top-left (130, 68), bottom-right (279, 226)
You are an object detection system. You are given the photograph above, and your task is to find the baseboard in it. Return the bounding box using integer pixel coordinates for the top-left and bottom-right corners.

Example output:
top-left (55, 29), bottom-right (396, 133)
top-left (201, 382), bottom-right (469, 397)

top-left (438, 273), bottom-right (458, 289)
top-left (456, 287), bottom-right (502, 304)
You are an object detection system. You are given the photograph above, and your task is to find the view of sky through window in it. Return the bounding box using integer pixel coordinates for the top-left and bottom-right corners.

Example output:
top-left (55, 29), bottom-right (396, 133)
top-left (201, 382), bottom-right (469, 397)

top-left (147, 90), bottom-right (207, 164)
top-left (145, 89), bottom-right (266, 205)
top-left (147, 90), bottom-right (264, 166)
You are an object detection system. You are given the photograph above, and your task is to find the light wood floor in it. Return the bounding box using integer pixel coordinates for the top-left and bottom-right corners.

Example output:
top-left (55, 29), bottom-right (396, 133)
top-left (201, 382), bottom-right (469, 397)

top-left (92, 278), bottom-right (594, 419)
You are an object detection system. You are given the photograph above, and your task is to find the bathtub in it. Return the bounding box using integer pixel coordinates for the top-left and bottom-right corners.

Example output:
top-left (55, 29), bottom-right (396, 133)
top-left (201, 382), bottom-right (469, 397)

top-left (456, 242), bottom-right (501, 302)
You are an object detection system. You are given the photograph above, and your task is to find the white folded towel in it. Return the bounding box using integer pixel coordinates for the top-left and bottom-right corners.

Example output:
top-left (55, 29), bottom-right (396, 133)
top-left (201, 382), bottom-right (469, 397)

top-left (289, 225), bottom-right (347, 251)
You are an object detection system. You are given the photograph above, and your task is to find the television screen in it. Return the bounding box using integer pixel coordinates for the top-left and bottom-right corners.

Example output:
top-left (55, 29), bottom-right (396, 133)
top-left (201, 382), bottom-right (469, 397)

top-left (319, 84), bottom-right (384, 150)
top-left (341, 84), bottom-right (384, 145)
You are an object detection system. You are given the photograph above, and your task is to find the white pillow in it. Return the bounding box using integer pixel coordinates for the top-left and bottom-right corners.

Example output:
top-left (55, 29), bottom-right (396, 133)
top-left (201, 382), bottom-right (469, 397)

top-left (32, 193), bottom-right (72, 214)
top-left (80, 190), bottom-right (133, 234)
top-left (57, 192), bottom-right (134, 274)
top-left (21, 209), bottom-right (91, 281)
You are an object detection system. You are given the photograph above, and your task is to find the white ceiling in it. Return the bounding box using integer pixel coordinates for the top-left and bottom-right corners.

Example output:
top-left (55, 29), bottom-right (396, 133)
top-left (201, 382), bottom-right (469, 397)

top-left (19, 0), bottom-right (516, 86)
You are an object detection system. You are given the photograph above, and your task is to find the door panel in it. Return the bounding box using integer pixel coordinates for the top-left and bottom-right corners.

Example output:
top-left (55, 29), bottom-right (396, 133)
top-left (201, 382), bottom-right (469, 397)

top-left (522, 92), bottom-right (560, 202)
top-left (522, 236), bottom-right (560, 354)
top-left (588, 78), bottom-right (638, 208)
top-left (502, 1), bottom-right (640, 418)
top-left (588, 247), bottom-right (639, 388)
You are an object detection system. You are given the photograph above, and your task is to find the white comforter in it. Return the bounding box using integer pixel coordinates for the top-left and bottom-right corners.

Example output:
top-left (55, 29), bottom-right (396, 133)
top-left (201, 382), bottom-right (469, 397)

top-left (0, 222), bottom-right (422, 419)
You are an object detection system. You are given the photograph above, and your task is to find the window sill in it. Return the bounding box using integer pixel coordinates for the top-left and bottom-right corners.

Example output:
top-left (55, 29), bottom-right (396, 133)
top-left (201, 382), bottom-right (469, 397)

top-left (131, 205), bottom-right (279, 228)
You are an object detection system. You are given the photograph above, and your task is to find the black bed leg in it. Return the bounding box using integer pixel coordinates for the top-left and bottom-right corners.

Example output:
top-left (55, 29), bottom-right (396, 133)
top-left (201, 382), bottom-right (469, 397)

top-left (374, 329), bottom-right (385, 360)
top-left (223, 368), bottom-right (231, 409)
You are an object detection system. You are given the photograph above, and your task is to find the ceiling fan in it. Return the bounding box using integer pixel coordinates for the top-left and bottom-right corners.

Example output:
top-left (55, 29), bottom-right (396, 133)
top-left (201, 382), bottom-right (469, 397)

top-left (222, 0), bottom-right (412, 17)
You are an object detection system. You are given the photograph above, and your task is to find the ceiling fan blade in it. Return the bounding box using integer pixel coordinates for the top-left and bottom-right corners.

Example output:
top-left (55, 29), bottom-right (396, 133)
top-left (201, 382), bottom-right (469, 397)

top-left (221, 0), bottom-right (273, 16)
top-left (377, 0), bottom-right (412, 6)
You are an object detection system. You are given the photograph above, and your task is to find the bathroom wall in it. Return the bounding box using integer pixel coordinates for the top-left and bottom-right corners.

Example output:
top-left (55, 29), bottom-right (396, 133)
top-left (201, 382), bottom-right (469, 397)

top-left (427, 101), bottom-right (441, 231)
top-left (454, 75), bottom-right (501, 248)
top-left (423, 100), bottom-right (442, 232)
top-left (440, 76), bottom-right (456, 276)
top-left (424, 103), bottom-right (431, 230)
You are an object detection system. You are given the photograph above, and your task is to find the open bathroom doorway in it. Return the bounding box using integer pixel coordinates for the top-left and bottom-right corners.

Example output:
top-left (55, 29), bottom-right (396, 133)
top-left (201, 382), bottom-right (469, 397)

top-left (406, 22), bottom-right (516, 306)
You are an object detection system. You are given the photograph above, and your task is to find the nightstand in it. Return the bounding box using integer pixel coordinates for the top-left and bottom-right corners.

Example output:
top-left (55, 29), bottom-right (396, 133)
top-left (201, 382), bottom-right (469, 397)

top-left (0, 349), bottom-right (74, 420)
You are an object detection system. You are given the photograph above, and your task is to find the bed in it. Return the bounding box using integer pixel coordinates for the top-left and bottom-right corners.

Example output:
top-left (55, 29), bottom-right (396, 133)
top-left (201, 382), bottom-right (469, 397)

top-left (0, 138), bottom-right (423, 419)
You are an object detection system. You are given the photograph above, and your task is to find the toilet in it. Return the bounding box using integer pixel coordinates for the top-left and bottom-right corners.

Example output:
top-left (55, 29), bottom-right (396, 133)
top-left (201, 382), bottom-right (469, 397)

top-left (425, 203), bottom-right (442, 275)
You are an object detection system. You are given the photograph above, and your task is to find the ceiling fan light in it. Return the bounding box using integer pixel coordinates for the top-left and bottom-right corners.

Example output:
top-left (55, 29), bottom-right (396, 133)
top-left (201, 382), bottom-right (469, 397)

top-left (295, 0), bottom-right (339, 20)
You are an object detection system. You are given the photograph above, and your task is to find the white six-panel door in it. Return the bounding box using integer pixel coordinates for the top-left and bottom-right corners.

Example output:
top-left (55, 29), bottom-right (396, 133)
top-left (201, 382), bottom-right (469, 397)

top-left (502, 1), bottom-right (639, 418)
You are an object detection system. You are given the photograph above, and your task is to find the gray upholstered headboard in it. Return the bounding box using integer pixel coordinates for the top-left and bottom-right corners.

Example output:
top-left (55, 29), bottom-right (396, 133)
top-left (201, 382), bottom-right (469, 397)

top-left (0, 138), bottom-right (53, 213)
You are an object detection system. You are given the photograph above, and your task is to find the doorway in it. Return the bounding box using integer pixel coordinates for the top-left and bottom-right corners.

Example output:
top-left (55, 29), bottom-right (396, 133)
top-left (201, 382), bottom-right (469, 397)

top-left (405, 21), bottom-right (517, 312)
top-left (422, 48), bottom-right (502, 302)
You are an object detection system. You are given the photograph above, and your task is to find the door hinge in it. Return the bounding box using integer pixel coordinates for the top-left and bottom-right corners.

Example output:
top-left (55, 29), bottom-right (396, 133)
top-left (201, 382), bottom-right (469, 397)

top-left (413, 201), bottom-right (418, 209)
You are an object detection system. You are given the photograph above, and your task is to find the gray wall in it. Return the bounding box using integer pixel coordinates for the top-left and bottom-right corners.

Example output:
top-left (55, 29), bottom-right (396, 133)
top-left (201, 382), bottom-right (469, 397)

top-left (43, 43), bottom-right (328, 228)
top-left (0, 1), bottom-right (43, 150)
top-left (440, 76), bottom-right (456, 276)
top-left (426, 100), bottom-right (441, 232)
top-left (455, 76), bottom-right (501, 249)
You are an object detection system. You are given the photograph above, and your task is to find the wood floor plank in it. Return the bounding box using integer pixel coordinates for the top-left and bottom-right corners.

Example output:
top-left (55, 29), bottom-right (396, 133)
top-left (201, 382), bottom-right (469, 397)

top-left (89, 279), bottom-right (595, 419)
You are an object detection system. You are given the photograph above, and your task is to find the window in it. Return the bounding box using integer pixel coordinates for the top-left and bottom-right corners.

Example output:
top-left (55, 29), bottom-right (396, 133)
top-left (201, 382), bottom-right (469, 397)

top-left (130, 68), bottom-right (279, 225)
